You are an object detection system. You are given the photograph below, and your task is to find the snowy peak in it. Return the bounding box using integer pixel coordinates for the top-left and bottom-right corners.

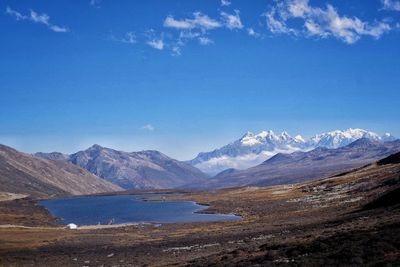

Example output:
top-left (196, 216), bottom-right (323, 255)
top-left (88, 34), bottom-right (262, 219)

top-left (294, 135), bottom-right (306, 143)
top-left (382, 133), bottom-right (397, 142)
top-left (239, 130), bottom-right (305, 147)
top-left (189, 128), bottom-right (397, 175)
top-left (308, 128), bottom-right (386, 149)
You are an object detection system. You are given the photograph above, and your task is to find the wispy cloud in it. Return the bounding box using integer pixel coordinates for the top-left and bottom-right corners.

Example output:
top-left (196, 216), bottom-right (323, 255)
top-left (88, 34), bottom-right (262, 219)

top-left (144, 29), bottom-right (165, 50)
top-left (382, 0), bottom-right (400, 11)
top-left (171, 46), bottom-right (182, 56)
top-left (112, 1), bottom-right (398, 56)
top-left (109, 31), bottom-right (137, 45)
top-left (164, 16), bottom-right (194, 30)
top-left (263, 0), bottom-right (391, 44)
top-left (247, 27), bottom-right (260, 38)
top-left (6, 7), bottom-right (69, 33)
top-left (198, 36), bottom-right (213, 45)
top-left (121, 32), bottom-right (136, 44)
top-left (162, 12), bottom-right (223, 54)
top-left (264, 6), bottom-right (297, 35)
top-left (221, 0), bottom-right (231, 7)
top-left (221, 10), bottom-right (244, 30)
top-left (164, 12), bottom-right (222, 31)
top-left (5, 7), bottom-right (27, 20)
top-left (141, 124), bottom-right (155, 131)
top-left (147, 39), bottom-right (164, 50)
top-left (90, 0), bottom-right (102, 8)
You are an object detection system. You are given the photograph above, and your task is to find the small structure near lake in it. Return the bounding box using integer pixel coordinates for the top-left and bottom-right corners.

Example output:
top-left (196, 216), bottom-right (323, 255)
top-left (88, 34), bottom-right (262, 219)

top-left (66, 223), bottom-right (78, 230)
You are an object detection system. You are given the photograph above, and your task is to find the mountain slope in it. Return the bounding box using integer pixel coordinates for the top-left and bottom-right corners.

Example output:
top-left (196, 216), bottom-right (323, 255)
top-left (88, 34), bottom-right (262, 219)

top-left (60, 145), bottom-right (208, 190)
top-left (0, 144), bottom-right (122, 197)
top-left (34, 152), bottom-right (69, 161)
top-left (189, 131), bottom-right (307, 174)
top-left (189, 128), bottom-right (396, 174)
top-left (187, 139), bottom-right (400, 189)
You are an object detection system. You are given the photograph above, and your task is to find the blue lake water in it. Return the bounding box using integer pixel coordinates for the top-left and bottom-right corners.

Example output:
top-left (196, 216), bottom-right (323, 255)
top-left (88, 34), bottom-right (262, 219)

top-left (39, 194), bottom-right (240, 225)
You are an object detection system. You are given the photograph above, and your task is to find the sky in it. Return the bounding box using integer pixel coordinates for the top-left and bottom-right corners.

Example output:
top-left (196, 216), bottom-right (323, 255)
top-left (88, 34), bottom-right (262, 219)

top-left (1, 0), bottom-right (399, 160)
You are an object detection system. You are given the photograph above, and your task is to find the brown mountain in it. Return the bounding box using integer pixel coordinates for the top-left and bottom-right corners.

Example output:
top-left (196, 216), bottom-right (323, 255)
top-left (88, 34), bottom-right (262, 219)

top-left (64, 145), bottom-right (209, 190)
top-left (0, 144), bottom-right (122, 198)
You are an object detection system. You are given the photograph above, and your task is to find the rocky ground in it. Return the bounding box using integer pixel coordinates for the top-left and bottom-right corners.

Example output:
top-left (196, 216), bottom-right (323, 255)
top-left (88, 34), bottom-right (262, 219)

top-left (0, 160), bottom-right (399, 266)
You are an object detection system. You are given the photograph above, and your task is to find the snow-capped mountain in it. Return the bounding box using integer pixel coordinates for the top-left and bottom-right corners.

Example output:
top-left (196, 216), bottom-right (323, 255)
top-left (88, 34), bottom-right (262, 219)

top-left (306, 128), bottom-right (394, 149)
top-left (189, 128), bottom-right (397, 175)
top-left (188, 130), bottom-right (307, 174)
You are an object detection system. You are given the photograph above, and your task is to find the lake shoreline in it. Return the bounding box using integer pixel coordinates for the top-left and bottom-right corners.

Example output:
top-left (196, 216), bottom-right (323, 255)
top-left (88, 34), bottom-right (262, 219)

top-left (1, 162), bottom-right (399, 266)
top-left (38, 192), bottom-right (240, 226)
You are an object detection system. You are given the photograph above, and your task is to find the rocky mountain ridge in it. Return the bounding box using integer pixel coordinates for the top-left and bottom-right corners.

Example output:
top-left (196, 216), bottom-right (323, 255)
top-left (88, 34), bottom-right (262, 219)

top-left (36, 145), bottom-right (209, 190)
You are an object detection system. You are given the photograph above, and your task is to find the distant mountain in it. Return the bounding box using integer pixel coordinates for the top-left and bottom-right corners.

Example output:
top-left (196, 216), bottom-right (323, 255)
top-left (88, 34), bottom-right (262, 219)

top-left (189, 128), bottom-right (397, 174)
top-left (0, 144), bottom-right (122, 198)
top-left (306, 128), bottom-right (395, 148)
top-left (34, 152), bottom-right (69, 161)
top-left (186, 138), bottom-right (400, 189)
top-left (37, 145), bottom-right (209, 190)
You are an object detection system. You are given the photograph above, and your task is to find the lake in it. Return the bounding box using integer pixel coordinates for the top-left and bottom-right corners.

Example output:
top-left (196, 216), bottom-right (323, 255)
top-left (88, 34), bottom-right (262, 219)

top-left (39, 194), bottom-right (240, 225)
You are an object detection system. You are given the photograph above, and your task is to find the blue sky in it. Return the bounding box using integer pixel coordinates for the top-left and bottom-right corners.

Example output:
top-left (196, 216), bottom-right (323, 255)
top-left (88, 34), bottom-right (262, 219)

top-left (1, 0), bottom-right (399, 159)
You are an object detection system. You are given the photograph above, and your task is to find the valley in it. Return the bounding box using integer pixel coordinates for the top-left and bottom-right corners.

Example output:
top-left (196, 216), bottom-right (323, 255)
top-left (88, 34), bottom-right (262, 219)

top-left (3, 1), bottom-right (399, 265)
top-left (0, 152), bottom-right (399, 266)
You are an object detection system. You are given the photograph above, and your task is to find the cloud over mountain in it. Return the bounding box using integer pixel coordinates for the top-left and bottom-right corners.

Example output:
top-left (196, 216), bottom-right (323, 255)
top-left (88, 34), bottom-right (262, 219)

top-left (189, 128), bottom-right (397, 174)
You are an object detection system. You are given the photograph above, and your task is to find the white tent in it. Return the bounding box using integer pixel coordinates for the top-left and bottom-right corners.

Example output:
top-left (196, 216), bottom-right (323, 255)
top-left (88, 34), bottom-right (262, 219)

top-left (66, 223), bottom-right (78, 230)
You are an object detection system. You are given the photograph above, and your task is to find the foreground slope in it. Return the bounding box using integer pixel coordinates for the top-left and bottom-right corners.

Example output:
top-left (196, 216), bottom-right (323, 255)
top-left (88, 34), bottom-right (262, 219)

top-left (191, 138), bottom-right (400, 189)
top-left (66, 145), bottom-right (208, 189)
top-left (0, 144), bottom-right (122, 197)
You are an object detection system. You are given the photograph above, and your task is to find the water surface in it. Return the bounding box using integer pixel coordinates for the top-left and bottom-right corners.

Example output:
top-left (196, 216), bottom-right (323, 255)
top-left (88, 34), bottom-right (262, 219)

top-left (39, 194), bottom-right (239, 225)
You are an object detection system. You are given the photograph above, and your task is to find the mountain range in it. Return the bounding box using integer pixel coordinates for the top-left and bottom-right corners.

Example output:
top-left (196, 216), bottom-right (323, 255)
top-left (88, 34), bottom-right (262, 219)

top-left (188, 138), bottom-right (400, 189)
top-left (0, 144), bottom-right (122, 198)
top-left (35, 145), bottom-right (208, 190)
top-left (189, 128), bottom-right (396, 174)
top-left (1, 128), bottom-right (399, 196)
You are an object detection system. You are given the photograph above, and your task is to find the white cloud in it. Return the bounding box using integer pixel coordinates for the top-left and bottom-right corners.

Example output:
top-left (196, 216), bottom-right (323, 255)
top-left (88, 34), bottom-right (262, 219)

top-left (121, 32), bottom-right (136, 44)
top-left (171, 46), bottom-right (182, 56)
top-left (90, 0), bottom-right (102, 8)
top-left (30, 10), bottom-right (50, 24)
top-left (141, 124), bottom-right (155, 131)
top-left (179, 30), bottom-right (201, 40)
top-left (221, 10), bottom-right (244, 30)
top-left (163, 12), bottom-right (221, 31)
top-left (147, 39), bottom-right (164, 50)
top-left (5, 7), bottom-right (27, 20)
top-left (198, 36), bottom-right (213, 45)
top-left (163, 12), bottom-right (222, 54)
top-left (109, 31), bottom-right (137, 45)
top-left (164, 16), bottom-right (194, 29)
top-left (264, 7), bottom-right (296, 34)
top-left (49, 25), bottom-right (69, 33)
top-left (382, 0), bottom-right (400, 11)
top-left (6, 7), bottom-right (69, 33)
top-left (247, 27), bottom-right (260, 38)
top-left (264, 0), bottom-right (391, 44)
top-left (192, 12), bottom-right (222, 29)
top-left (221, 0), bottom-right (231, 7)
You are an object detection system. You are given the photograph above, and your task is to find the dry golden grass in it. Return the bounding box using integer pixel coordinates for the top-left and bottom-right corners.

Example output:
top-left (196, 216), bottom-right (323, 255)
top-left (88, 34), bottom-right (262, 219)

top-left (0, 162), bottom-right (399, 266)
